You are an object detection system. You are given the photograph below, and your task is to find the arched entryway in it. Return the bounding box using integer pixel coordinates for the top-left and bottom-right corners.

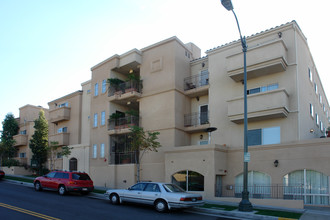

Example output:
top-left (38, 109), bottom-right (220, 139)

top-left (69, 158), bottom-right (78, 171)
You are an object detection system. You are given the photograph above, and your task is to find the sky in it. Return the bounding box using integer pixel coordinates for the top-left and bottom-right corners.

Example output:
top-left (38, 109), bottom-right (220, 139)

top-left (1, 0), bottom-right (330, 129)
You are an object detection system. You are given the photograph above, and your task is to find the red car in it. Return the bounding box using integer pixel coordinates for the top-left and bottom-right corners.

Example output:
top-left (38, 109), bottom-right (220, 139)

top-left (34, 170), bottom-right (94, 195)
top-left (0, 170), bottom-right (4, 179)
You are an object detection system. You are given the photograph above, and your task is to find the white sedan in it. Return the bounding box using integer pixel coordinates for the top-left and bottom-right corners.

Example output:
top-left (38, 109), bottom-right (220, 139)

top-left (105, 182), bottom-right (204, 212)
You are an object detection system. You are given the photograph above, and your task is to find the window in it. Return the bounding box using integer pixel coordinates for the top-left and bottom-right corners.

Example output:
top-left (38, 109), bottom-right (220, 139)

top-left (316, 113), bottom-right (319, 126)
top-left (130, 183), bottom-right (147, 191)
top-left (102, 79), bottom-right (106, 94)
top-left (320, 121), bottom-right (324, 132)
top-left (57, 153), bottom-right (62, 159)
top-left (100, 143), bottom-right (105, 158)
top-left (94, 83), bottom-right (99, 96)
top-left (94, 113), bottom-right (98, 127)
top-left (20, 130), bottom-right (27, 135)
top-left (319, 95), bottom-right (322, 104)
top-left (57, 127), bottom-right (67, 133)
top-left (93, 144), bottom-right (97, 158)
top-left (235, 171), bottom-right (271, 198)
top-left (284, 170), bottom-right (329, 205)
top-left (248, 127), bottom-right (280, 146)
top-left (59, 102), bottom-right (68, 108)
top-left (247, 83), bottom-right (278, 95)
top-left (310, 104), bottom-right (314, 117)
top-left (172, 170), bottom-right (204, 191)
top-left (19, 152), bottom-right (26, 158)
top-left (314, 83), bottom-right (318, 94)
top-left (309, 68), bottom-right (313, 82)
top-left (145, 183), bottom-right (160, 192)
top-left (199, 140), bottom-right (209, 145)
top-left (101, 111), bottom-right (106, 126)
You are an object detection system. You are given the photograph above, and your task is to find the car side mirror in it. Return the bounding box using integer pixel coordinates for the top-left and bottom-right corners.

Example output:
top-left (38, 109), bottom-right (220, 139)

top-left (127, 187), bottom-right (131, 190)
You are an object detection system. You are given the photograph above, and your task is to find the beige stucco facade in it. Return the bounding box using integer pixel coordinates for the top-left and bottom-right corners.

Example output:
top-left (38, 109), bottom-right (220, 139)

top-left (7, 21), bottom-right (330, 209)
top-left (12, 105), bottom-right (48, 167)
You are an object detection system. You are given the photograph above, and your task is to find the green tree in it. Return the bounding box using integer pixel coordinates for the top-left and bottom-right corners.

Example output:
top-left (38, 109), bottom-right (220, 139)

top-left (29, 110), bottom-right (48, 175)
top-left (48, 141), bottom-right (72, 171)
top-left (129, 126), bottom-right (161, 182)
top-left (0, 113), bottom-right (19, 166)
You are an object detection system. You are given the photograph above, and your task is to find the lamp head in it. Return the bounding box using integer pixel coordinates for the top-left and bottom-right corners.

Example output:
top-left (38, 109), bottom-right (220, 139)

top-left (221, 0), bottom-right (234, 11)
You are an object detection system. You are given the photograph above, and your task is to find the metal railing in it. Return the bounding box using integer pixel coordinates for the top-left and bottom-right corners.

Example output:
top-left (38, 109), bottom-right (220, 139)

top-left (112, 151), bottom-right (138, 165)
top-left (184, 111), bottom-right (209, 127)
top-left (184, 71), bottom-right (209, 91)
top-left (220, 184), bottom-right (304, 200)
top-left (109, 80), bottom-right (143, 96)
top-left (108, 115), bottom-right (139, 130)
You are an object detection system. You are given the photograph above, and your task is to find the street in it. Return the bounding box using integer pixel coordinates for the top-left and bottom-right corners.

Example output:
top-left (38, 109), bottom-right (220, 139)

top-left (0, 180), bottom-right (236, 220)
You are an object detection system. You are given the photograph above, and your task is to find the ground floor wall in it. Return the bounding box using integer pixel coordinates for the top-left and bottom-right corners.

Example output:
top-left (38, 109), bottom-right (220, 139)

top-left (62, 144), bottom-right (90, 173)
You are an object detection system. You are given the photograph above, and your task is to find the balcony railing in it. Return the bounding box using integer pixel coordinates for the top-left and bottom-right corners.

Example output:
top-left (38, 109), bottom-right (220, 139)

top-left (108, 115), bottom-right (139, 130)
top-left (13, 134), bottom-right (28, 146)
top-left (109, 80), bottom-right (142, 97)
top-left (184, 111), bottom-right (209, 127)
top-left (49, 106), bottom-right (71, 123)
top-left (112, 151), bottom-right (138, 165)
top-left (184, 71), bottom-right (209, 91)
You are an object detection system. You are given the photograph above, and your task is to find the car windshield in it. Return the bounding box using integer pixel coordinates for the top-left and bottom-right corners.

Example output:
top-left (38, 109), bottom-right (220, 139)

top-left (72, 173), bottom-right (91, 180)
top-left (163, 184), bottom-right (185, 193)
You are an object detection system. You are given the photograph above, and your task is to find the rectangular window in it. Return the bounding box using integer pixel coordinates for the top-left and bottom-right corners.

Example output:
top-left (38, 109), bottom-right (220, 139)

top-left (102, 79), bottom-right (106, 94)
top-left (319, 95), bottom-right (322, 104)
top-left (101, 111), bottom-right (106, 126)
top-left (93, 144), bottom-right (97, 158)
top-left (57, 153), bottom-right (62, 159)
top-left (59, 102), bottom-right (68, 108)
top-left (316, 113), bottom-right (319, 126)
top-left (19, 152), bottom-right (26, 158)
top-left (94, 83), bottom-right (99, 96)
top-left (94, 113), bottom-right (98, 127)
top-left (199, 140), bottom-right (209, 145)
top-left (310, 104), bottom-right (314, 117)
top-left (248, 83), bottom-right (278, 95)
top-left (314, 83), bottom-right (318, 94)
top-left (248, 127), bottom-right (280, 146)
top-left (309, 68), bottom-right (313, 82)
top-left (20, 130), bottom-right (27, 135)
top-left (57, 127), bottom-right (67, 133)
top-left (100, 143), bottom-right (105, 158)
top-left (320, 121), bottom-right (324, 132)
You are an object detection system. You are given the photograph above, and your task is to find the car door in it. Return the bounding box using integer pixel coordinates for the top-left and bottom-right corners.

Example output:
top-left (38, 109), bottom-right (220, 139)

top-left (123, 183), bottom-right (147, 203)
top-left (140, 183), bottom-right (161, 205)
top-left (41, 172), bottom-right (56, 188)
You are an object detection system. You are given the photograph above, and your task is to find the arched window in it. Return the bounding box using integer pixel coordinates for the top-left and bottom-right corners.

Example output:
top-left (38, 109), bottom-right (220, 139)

top-left (235, 171), bottom-right (271, 198)
top-left (283, 169), bottom-right (329, 205)
top-left (171, 170), bottom-right (204, 191)
top-left (69, 158), bottom-right (78, 171)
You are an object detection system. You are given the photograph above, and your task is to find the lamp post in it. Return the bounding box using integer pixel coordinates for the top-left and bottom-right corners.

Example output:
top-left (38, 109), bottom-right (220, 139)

top-left (220, 0), bottom-right (253, 212)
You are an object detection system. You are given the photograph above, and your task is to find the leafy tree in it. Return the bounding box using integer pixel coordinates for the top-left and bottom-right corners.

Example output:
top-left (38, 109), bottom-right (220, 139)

top-left (29, 110), bottom-right (48, 175)
top-left (0, 113), bottom-right (19, 166)
top-left (129, 126), bottom-right (161, 182)
top-left (48, 141), bottom-right (72, 171)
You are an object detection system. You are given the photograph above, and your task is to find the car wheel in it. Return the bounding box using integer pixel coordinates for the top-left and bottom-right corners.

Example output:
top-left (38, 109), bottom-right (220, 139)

top-left (110, 194), bottom-right (119, 205)
top-left (34, 182), bottom-right (42, 191)
top-left (58, 185), bottom-right (66, 195)
top-left (155, 200), bottom-right (168, 212)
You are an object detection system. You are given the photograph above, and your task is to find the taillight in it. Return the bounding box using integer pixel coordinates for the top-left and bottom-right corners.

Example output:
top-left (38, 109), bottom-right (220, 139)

top-left (180, 197), bottom-right (192, 201)
top-left (180, 197), bottom-right (202, 201)
top-left (68, 181), bottom-right (77, 185)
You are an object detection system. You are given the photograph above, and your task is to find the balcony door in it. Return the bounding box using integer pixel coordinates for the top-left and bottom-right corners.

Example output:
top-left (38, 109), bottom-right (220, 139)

top-left (200, 105), bottom-right (208, 125)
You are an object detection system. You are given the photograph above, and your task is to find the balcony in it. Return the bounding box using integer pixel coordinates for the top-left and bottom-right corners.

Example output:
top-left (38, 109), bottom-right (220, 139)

top-left (13, 134), bottom-right (28, 146)
top-left (226, 39), bottom-right (288, 82)
top-left (184, 71), bottom-right (209, 98)
top-left (227, 89), bottom-right (289, 124)
top-left (108, 80), bottom-right (142, 106)
top-left (184, 111), bottom-right (209, 133)
top-left (49, 107), bottom-right (71, 123)
top-left (49, 133), bottom-right (70, 146)
top-left (108, 115), bottom-right (140, 135)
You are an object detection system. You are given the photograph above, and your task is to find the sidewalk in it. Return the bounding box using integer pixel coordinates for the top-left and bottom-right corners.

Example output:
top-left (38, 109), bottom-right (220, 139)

top-left (4, 176), bottom-right (330, 219)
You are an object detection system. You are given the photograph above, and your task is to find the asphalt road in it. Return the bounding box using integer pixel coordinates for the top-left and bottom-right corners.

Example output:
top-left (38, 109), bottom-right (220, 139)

top-left (0, 180), bottom-right (237, 220)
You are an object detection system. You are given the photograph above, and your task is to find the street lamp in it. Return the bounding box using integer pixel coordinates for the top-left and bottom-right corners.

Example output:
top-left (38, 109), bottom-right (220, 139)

top-left (220, 0), bottom-right (253, 212)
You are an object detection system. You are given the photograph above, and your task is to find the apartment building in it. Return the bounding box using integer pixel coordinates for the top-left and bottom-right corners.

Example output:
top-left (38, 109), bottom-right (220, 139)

top-left (7, 20), bottom-right (330, 208)
top-left (85, 21), bottom-right (330, 207)
top-left (12, 105), bottom-right (48, 174)
top-left (47, 80), bottom-right (91, 172)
